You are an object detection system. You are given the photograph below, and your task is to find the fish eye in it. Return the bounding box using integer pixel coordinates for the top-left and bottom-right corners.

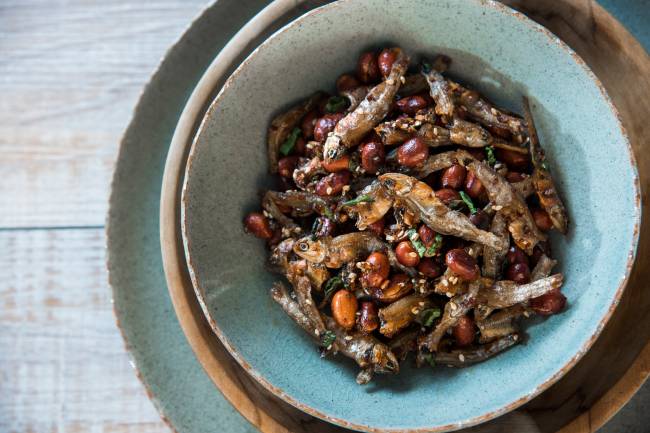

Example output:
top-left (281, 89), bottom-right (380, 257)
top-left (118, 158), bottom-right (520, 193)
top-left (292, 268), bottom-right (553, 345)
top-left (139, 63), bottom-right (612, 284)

top-left (327, 148), bottom-right (338, 159)
top-left (298, 242), bottom-right (309, 251)
top-left (382, 179), bottom-right (395, 189)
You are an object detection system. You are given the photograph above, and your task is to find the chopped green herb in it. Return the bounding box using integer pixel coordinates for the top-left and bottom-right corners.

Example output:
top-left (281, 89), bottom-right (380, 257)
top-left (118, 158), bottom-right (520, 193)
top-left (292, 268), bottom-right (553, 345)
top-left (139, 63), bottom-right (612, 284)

top-left (459, 191), bottom-right (477, 214)
top-left (485, 146), bottom-right (497, 167)
top-left (422, 353), bottom-right (436, 368)
top-left (421, 60), bottom-right (432, 74)
top-left (406, 229), bottom-right (426, 257)
top-left (279, 127), bottom-right (301, 156)
top-left (407, 229), bottom-right (443, 258)
top-left (424, 234), bottom-right (443, 257)
top-left (324, 96), bottom-right (349, 113)
top-left (323, 276), bottom-right (345, 300)
top-left (417, 307), bottom-right (441, 327)
top-left (320, 330), bottom-right (336, 348)
top-left (322, 207), bottom-right (335, 220)
top-left (341, 194), bottom-right (374, 207)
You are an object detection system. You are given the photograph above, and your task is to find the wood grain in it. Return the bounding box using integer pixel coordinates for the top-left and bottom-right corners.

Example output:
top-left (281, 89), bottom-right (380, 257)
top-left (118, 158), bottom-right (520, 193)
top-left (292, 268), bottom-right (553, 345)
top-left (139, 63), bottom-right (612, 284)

top-left (0, 228), bottom-right (169, 433)
top-left (0, 0), bottom-right (210, 229)
top-left (2, 0), bottom-right (649, 433)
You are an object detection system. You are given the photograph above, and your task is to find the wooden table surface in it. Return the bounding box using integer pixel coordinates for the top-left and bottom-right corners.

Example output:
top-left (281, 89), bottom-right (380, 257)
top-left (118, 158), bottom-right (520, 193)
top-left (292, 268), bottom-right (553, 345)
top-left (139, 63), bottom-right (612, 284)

top-left (1, 1), bottom-right (648, 432)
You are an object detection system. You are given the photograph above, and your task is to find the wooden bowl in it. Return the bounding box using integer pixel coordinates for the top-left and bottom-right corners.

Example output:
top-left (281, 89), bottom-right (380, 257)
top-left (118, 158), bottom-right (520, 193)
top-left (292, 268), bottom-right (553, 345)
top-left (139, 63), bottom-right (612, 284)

top-left (160, 1), bottom-right (650, 432)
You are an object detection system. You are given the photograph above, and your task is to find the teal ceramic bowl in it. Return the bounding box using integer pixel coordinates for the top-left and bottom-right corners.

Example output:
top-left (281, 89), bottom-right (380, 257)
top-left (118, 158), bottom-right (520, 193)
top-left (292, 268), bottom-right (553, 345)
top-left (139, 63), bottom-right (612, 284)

top-left (181, 0), bottom-right (640, 431)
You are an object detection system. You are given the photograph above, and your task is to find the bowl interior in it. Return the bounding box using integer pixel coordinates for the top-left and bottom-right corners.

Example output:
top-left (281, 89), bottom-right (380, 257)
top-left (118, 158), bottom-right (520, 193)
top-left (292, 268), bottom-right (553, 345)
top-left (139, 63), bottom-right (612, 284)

top-left (181, 0), bottom-right (639, 430)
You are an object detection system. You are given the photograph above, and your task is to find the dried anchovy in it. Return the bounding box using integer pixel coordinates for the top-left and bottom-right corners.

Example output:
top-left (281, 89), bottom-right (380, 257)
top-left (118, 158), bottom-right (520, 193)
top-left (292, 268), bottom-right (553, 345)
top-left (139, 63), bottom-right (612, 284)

top-left (523, 97), bottom-right (568, 233)
top-left (267, 92), bottom-right (325, 173)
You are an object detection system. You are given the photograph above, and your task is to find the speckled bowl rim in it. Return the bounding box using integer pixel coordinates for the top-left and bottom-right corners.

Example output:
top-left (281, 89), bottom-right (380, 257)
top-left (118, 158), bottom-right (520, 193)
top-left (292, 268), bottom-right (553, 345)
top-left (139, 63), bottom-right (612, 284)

top-left (181, 0), bottom-right (642, 431)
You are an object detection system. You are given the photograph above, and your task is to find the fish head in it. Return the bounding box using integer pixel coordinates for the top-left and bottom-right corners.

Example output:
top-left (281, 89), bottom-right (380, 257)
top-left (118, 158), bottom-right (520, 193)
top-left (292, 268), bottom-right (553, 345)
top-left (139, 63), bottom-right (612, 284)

top-left (378, 173), bottom-right (415, 197)
top-left (293, 236), bottom-right (327, 263)
top-left (371, 344), bottom-right (400, 374)
top-left (323, 135), bottom-right (346, 163)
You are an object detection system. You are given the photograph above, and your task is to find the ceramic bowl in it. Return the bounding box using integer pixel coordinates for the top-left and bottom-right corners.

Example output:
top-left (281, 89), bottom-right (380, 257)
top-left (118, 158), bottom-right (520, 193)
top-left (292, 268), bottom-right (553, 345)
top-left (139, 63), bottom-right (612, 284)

top-left (180, 0), bottom-right (640, 431)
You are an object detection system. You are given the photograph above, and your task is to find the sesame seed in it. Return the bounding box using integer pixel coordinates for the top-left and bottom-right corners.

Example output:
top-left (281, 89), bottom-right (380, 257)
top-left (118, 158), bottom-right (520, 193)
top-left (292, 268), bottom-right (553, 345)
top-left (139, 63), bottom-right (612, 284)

top-left (493, 205), bottom-right (503, 211)
top-left (339, 214), bottom-right (348, 222)
top-left (418, 301), bottom-right (426, 307)
top-left (345, 335), bottom-right (353, 341)
top-left (387, 79), bottom-right (395, 85)
top-left (327, 344), bottom-right (333, 350)
top-left (385, 235), bottom-right (395, 241)
top-left (342, 185), bottom-right (350, 192)
top-left (414, 121), bottom-right (422, 127)
top-left (400, 76), bottom-right (406, 84)
top-left (326, 187), bottom-right (333, 195)
top-left (314, 329), bottom-right (320, 336)
top-left (459, 354), bottom-right (465, 362)
top-left (523, 311), bottom-right (530, 318)
top-left (381, 280), bottom-right (390, 290)
top-left (305, 299), bottom-right (312, 305)
top-left (442, 279), bottom-right (449, 287)
top-left (446, 292), bottom-right (453, 297)
top-left (419, 279), bottom-right (426, 285)
top-left (450, 302), bottom-right (458, 311)
top-left (490, 108), bottom-right (498, 115)
top-left (449, 276), bottom-right (458, 284)
top-left (411, 308), bottom-right (420, 315)
top-left (513, 334), bottom-right (519, 341)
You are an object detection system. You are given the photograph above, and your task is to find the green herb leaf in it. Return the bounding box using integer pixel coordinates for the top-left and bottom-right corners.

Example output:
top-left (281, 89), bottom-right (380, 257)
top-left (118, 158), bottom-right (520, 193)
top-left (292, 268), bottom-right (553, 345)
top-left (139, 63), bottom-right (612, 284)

top-left (341, 194), bottom-right (374, 207)
top-left (279, 127), bottom-right (301, 156)
top-left (416, 307), bottom-right (441, 327)
top-left (485, 146), bottom-right (497, 167)
top-left (422, 353), bottom-right (436, 368)
top-left (407, 229), bottom-right (426, 257)
top-left (459, 191), bottom-right (477, 214)
top-left (323, 276), bottom-right (345, 299)
top-left (325, 96), bottom-right (349, 113)
top-left (320, 330), bottom-right (336, 348)
top-left (322, 207), bottom-right (335, 220)
top-left (423, 234), bottom-right (443, 257)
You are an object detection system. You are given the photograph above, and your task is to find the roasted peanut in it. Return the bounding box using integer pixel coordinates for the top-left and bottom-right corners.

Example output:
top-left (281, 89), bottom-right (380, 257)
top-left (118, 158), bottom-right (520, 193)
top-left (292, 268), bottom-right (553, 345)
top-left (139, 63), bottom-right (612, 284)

top-left (356, 51), bottom-right (380, 83)
top-left (300, 109), bottom-right (319, 139)
top-left (505, 262), bottom-right (531, 284)
top-left (417, 224), bottom-right (437, 247)
top-left (445, 248), bottom-right (479, 281)
top-left (435, 188), bottom-right (461, 205)
top-left (321, 154), bottom-right (350, 172)
top-left (358, 301), bottom-right (379, 333)
top-left (277, 156), bottom-right (300, 178)
top-left (378, 48), bottom-right (399, 78)
top-left (376, 273), bottom-right (412, 303)
top-left (362, 251), bottom-right (390, 288)
top-left (395, 240), bottom-right (420, 267)
top-left (464, 170), bottom-right (486, 200)
top-left (294, 137), bottom-right (306, 156)
top-left (313, 113), bottom-right (344, 142)
top-left (532, 208), bottom-right (553, 231)
top-left (440, 164), bottom-right (467, 190)
top-left (243, 212), bottom-right (273, 239)
top-left (507, 246), bottom-right (529, 266)
top-left (466, 148), bottom-right (486, 161)
top-left (397, 137), bottom-right (429, 167)
top-left (366, 218), bottom-right (385, 236)
top-left (315, 171), bottom-right (351, 196)
top-left (396, 95), bottom-right (429, 116)
top-left (452, 315), bottom-right (475, 347)
top-left (331, 289), bottom-right (358, 330)
top-left (469, 210), bottom-right (490, 230)
top-left (496, 148), bottom-right (530, 171)
top-left (505, 171), bottom-right (528, 183)
top-left (336, 73), bottom-right (361, 92)
top-left (417, 258), bottom-right (443, 278)
top-left (530, 290), bottom-right (566, 315)
top-left (360, 140), bottom-right (385, 174)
